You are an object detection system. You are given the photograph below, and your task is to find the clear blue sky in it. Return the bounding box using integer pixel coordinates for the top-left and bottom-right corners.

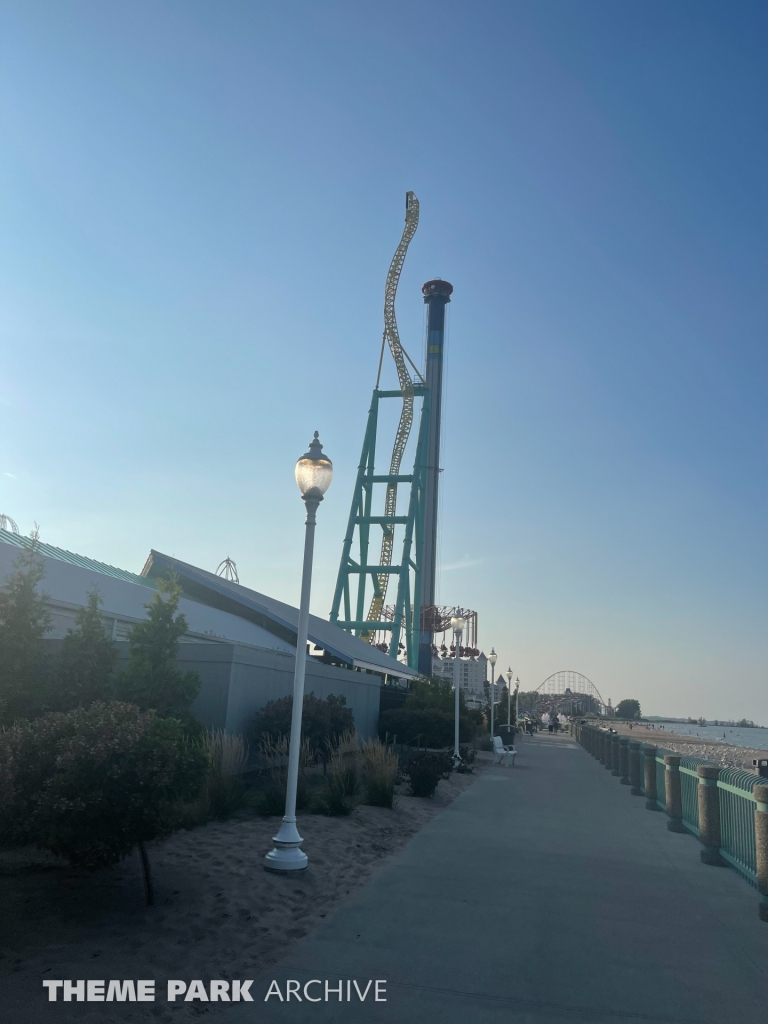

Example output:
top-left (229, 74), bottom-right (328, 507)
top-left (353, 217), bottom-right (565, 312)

top-left (1, 1), bottom-right (766, 720)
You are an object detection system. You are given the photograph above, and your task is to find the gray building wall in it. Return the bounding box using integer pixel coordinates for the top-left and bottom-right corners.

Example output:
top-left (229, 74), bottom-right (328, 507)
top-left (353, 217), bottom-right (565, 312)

top-left (113, 642), bottom-right (382, 740)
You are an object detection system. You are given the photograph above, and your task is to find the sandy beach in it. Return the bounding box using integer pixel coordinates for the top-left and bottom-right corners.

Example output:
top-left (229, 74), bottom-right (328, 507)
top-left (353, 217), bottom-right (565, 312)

top-left (608, 722), bottom-right (763, 771)
top-left (0, 767), bottom-right (480, 1022)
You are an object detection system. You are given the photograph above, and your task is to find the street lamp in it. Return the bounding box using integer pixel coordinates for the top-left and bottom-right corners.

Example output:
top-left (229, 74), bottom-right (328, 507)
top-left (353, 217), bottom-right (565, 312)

top-left (506, 667), bottom-right (513, 727)
top-left (265, 432), bottom-right (333, 872)
top-left (488, 647), bottom-right (497, 740)
top-left (451, 612), bottom-right (466, 767)
top-left (515, 676), bottom-right (520, 729)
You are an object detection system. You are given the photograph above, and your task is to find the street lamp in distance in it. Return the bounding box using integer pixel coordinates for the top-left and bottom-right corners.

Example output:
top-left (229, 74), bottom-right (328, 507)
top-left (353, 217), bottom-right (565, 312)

top-left (451, 613), bottom-right (467, 767)
top-left (488, 647), bottom-right (497, 739)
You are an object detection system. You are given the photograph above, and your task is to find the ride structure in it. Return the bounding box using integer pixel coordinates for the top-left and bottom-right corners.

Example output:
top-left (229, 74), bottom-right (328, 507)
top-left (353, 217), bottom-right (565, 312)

top-left (330, 193), bottom-right (453, 673)
top-left (0, 515), bottom-right (18, 534)
top-left (532, 671), bottom-right (607, 716)
top-left (215, 557), bottom-right (239, 583)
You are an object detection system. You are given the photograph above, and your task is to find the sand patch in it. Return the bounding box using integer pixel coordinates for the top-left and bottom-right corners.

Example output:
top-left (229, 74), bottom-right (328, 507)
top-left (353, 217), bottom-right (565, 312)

top-left (0, 769), bottom-right (480, 1022)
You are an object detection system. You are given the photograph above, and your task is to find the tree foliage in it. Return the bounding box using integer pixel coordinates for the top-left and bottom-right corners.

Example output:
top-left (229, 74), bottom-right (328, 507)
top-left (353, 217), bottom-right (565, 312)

top-left (113, 576), bottom-right (200, 721)
top-left (380, 675), bottom-right (481, 746)
top-left (378, 707), bottom-right (478, 747)
top-left (0, 534), bottom-right (52, 725)
top-left (616, 698), bottom-right (641, 720)
top-left (54, 590), bottom-right (117, 711)
top-left (0, 702), bottom-right (207, 896)
top-left (406, 676), bottom-right (460, 713)
top-left (251, 692), bottom-right (354, 753)
top-left (491, 684), bottom-right (517, 731)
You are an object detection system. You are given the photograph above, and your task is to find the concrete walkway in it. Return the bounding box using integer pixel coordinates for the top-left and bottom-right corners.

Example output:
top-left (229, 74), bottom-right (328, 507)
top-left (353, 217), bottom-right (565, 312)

top-left (243, 732), bottom-right (768, 1024)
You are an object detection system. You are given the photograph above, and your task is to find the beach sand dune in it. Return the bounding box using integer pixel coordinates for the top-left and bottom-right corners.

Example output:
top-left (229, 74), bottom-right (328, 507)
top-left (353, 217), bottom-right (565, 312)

top-left (0, 770), bottom-right (479, 1023)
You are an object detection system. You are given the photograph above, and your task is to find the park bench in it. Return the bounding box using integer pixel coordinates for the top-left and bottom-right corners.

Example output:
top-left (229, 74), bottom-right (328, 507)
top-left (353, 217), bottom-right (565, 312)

top-left (492, 734), bottom-right (517, 767)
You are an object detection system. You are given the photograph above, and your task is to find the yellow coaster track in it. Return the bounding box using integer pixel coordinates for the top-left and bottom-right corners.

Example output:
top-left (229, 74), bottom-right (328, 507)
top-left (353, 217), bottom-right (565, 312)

top-left (365, 192), bottom-right (420, 636)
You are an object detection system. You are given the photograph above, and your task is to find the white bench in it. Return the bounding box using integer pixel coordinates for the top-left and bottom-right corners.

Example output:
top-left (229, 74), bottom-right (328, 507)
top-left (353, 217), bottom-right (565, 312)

top-left (492, 735), bottom-right (517, 766)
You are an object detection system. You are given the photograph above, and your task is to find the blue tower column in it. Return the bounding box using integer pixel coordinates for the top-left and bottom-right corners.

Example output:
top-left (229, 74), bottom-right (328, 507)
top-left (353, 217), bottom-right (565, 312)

top-left (418, 279), bottom-right (453, 676)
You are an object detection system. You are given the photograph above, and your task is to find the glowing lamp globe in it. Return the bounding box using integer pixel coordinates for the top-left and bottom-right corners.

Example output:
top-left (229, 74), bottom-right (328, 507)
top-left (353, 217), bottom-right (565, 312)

top-left (488, 647), bottom-right (497, 669)
top-left (295, 432), bottom-right (333, 499)
top-left (451, 614), bottom-right (466, 634)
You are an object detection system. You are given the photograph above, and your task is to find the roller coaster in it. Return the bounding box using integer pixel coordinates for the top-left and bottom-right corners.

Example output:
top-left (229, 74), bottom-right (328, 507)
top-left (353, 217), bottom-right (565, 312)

top-left (530, 671), bottom-right (607, 716)
top-left (331, 193), bottom-right (440, 671)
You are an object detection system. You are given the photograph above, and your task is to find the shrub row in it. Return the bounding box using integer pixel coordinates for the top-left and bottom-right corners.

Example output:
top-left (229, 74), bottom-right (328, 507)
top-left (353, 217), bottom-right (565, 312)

top-left (378, 708), bottom-right (476, 748)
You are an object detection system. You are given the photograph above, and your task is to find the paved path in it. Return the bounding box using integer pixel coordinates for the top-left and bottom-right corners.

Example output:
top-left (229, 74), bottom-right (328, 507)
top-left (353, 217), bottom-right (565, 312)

top-left (242, 732), bottom-right (768, 1024)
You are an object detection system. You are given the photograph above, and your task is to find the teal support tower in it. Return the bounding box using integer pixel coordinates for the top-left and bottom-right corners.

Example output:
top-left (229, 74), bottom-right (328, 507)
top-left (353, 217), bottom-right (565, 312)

top-left (329, 194), bottom-right (453, 675)
top-left (329, 385), bottom-right (431, 669)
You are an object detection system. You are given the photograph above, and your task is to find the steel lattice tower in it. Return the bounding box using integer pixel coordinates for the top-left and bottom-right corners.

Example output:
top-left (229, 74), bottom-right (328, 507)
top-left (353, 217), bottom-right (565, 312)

top-left (330, 195), bottom-right (454, 672)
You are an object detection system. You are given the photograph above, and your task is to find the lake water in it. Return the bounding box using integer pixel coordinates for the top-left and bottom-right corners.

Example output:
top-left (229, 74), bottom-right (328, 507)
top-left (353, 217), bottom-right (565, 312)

top-left (646, 723), bottom-right (768, 752)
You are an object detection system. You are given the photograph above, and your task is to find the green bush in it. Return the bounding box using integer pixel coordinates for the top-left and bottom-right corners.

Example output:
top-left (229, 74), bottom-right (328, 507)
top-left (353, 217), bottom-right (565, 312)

top-left (314, 773), bottom-right (352, 816)
top-left (254, 775), bottom-right (309, 816)
top-left (0, 702), bottom-right (208, 904)
top-left (180, 729), bottom-right (248, 825)
top-left (379, 708), bottom-right (475, 748)
top-left (405, 751), bottom-right (452, 797)
top-left (251, 692), bottom-right (354, 757)
top-left (360, 739), bottom-right (397, 808)
top-left (253, 735), bottom-right (310, 816)
top-left (402, 678), bottom-right (485, 739)
top-left (406, 677), bottom-right (456, 713)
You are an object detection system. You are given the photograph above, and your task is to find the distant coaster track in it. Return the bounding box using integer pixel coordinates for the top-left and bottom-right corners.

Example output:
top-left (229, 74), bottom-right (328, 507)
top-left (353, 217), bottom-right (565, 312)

top-left (535, 670), bottom-right (606, 708)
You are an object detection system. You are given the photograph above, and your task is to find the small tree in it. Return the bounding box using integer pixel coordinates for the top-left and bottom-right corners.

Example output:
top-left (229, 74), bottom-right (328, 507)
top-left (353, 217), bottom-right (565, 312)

top-left (54, 590), bottom-right (117, 710)
top-left (113, 575), bottom-right (200, 721)
top-left (0, 702), bottom-right (208, 904)
top-left (616, 698), bottom-right (641, 721)
top-left (493, 684), bottom-right (517, 732)
top-left (0, 532), bottom-right (52, 725)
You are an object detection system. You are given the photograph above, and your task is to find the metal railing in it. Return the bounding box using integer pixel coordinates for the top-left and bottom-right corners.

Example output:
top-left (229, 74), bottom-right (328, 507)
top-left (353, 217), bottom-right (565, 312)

top-left (718, 767), bottom-right (758, 886)
top-left (571, 721), bottom-right (766, 911)
top-left (680, 755), bottom-right (712, 835)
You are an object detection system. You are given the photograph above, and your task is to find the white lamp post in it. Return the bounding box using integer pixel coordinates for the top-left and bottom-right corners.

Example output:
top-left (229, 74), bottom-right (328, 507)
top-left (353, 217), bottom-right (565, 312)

top-left (488, 647), bottom-right (497, 740)
top-left (506, 667), bottom-right (513, 727)
top-left (265, 432), bottom-right (333, 872)
top-left (515, 676), bottom-right (520, 728)
top-left (451, 612), bottom-right (466, 767)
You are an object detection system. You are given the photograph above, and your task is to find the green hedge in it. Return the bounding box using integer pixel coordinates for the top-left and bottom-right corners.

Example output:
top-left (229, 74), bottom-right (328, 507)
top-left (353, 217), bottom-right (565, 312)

top-left (378, 708), bottom-right (474, 748)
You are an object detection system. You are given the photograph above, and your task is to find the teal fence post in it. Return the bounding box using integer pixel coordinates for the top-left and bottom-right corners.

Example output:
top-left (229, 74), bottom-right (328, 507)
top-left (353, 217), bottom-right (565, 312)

top-left (696, 765), bottom-right (726, 866)
top-left (644, 747), bottom-right (662, 810)
top-left (611, 733), bottom-right (621, 777)
top-left (604, 731), bottom-right (613, 771)
top-left (664, 754), bottom-right (686, 832)
top-left (619, 737), bottom-right (630, 785)
top-left (598, 729), bottom-right (607, 766)
top-left (753, 783), bottom-right (768, 922)
top-left (629, 741), bottom-right (642, 795)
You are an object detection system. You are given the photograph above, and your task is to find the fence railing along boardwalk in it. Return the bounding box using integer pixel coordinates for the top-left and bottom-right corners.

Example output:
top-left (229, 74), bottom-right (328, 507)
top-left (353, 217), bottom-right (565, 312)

top-left (572, 722), bottom-right (768, 921)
